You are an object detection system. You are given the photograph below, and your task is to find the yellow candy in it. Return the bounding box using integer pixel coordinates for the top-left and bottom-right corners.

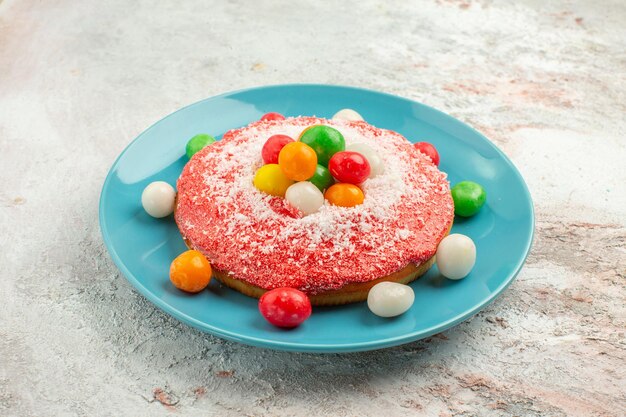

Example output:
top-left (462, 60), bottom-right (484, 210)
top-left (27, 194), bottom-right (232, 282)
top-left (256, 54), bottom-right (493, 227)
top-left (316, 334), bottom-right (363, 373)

top-left (253, 164), bottom-right (294, 197)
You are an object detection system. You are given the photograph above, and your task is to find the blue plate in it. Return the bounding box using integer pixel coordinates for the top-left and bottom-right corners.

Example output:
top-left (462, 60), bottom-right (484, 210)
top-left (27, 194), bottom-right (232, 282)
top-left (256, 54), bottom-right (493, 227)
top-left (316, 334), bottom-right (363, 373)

top-left (99, 84), bottom-right (534, 353)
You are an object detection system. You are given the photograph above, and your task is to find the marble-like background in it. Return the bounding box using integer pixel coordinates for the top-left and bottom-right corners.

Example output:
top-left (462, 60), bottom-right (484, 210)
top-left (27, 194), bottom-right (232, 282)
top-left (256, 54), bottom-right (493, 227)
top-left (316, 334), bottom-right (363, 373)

top-left (1, 0), bottom-right (624, 415)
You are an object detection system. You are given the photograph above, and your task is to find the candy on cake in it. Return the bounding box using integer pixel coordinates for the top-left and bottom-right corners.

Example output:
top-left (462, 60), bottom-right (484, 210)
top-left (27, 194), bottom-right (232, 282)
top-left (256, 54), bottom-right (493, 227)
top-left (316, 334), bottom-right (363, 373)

top-left (174, 116), bottom-right (455, 306)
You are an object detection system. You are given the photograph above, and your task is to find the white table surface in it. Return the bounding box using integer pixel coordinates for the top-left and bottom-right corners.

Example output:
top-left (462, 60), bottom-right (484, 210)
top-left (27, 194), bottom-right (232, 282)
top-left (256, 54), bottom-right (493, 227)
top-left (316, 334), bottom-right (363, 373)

top-left (1, 0), bottom-right (624, 415)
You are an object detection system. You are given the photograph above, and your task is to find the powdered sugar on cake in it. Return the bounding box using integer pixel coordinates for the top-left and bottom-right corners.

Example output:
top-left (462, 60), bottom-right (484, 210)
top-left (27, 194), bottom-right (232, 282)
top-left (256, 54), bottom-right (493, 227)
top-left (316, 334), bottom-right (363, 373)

top-left (175, 117), bottom-right (454, 294)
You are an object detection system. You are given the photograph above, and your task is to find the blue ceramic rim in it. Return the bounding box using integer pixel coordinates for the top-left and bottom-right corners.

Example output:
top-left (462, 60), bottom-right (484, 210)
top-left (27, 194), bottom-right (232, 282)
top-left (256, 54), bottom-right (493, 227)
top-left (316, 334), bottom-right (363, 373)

top-left (99, 83), bottom-right (535, 353)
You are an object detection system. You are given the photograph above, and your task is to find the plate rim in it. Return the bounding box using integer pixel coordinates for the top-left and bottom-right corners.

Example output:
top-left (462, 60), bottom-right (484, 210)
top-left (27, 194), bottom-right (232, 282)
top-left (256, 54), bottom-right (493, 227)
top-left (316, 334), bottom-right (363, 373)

top-left (99, 83), bottom-right (535, 353)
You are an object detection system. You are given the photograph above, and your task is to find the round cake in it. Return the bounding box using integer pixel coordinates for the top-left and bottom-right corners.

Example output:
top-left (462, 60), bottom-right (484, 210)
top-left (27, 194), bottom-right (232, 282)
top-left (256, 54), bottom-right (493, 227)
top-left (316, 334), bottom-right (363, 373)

top-left (175, 117), bottom-right (454, 305)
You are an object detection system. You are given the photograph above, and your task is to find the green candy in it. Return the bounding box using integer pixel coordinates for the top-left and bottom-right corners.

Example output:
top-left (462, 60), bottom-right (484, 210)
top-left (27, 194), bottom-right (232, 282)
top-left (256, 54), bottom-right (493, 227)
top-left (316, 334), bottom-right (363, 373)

top-left (299, 125), bottom-right (345, 166)
top-left (451, 181), bottom-right (486, 217)
top-left (308, 164), bottom-right (334, 192)
top-left (186, 134), bottom-right (216, 159)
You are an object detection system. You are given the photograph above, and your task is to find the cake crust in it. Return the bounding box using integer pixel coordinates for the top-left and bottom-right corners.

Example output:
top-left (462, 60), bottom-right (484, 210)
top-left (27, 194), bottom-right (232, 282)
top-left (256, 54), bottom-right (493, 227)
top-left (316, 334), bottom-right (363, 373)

top-left (212, 258), bottom-right (435, 306)
top-left (181, 233), bottom-right (445, 306)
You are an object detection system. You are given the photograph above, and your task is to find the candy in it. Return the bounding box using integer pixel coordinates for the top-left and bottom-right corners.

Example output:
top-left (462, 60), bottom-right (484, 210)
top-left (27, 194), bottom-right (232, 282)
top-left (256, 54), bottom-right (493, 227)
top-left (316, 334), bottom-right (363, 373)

top-left (367, 282), bottom-right (415, 317)
top-left (253, 164), bottom-right (294, 197)
top-left (414, 142), bottom-right (440, 166)
top-left (328, 151), bottom-right (371, 184)
top-left (451, 181), bottom-right (486, 217)
top-left (299, 125), bottom-right (345, 166)
top-left (436, 234), bottom-right (476, 280)
top-left (261, 134), bottom-right (294, 164)
top-left (258, 287), bottom-right (312, 328)
top-left (346, 143), bottom-right (385, 178)
top-left (169, 250), bottom-right (212, 293)
top-left (278, 142), bottom-right (318, 181)
top-left (308, 164), bottom-right (334, 192)
top-left (186, 134), bottom-right (216, 159)
top-left (141, 181), bottom-right (176, 218)
top-left (285, 181), bottom-right (324, 216)
top-left (332, 108), bottom-right (364, 122)
top-left (324, 183), bottom-right (364, 207)
top-left (260, 112), bottom-right (285, 121)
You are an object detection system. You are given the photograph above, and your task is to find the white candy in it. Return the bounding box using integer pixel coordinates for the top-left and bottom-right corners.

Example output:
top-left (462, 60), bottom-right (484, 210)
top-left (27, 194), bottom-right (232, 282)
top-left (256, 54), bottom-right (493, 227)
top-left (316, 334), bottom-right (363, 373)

top-left (141, 181), bottom-right (176, 218)
top-left (436, 234), bottom-right (476, 280)
top-left (367, 282), bottom-right (415, 317)
top-left (346, 143), bottom-right (385, 178)
top-left (332, 108), bottom-right (364, 122)
top-left (285, 181), bottom-right (324, 216)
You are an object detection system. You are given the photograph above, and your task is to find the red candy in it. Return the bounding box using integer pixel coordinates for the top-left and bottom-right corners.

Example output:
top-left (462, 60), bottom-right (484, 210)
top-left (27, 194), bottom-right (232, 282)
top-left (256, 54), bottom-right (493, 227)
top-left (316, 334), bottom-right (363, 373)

top-left (258, 287), bottom-right (312, 328)
top-left (260, 112), bottom-right (286, 122)
top-left (414, 142), bottom-right (440, 166)
top-left (261, 134), bottom-right (294, 164)
top-left (328, 151), bottom-right (371, 184)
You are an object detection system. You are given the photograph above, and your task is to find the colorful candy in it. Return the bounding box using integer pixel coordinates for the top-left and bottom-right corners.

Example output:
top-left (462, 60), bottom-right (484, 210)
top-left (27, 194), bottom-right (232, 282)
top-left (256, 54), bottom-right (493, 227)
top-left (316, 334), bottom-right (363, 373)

top-left (278, 142), bottom-right (318, 181)
top-left (299, 125), bottom-right (345, 166)
top-left (332, 108), bottom-right (364, 122)
top-left (436, 234), bottom-right (476, 280)
top-left (259, 287), bottom-right (312, 328)
top-left (329, 151), bottom-right (371, 184)
top-left (169, 250), bottom-right (213, 293)
top-left (367, 282), bottom-right (415, 317)
top-left (253, 164), bottom-right (294, 197)
top-left (141, 181), bottom-right (176, 218)
top-left (324, 183), bottom-right (364, 207)
top-left (414, 141), bottom-right (440, 166)
top-left (252, 124), bottom-right (376, 211)
top-left (346, 143), bottom-right (385, 178)
top-left (261, 134), bottom-right (294, 164)
top-left (308, 164), bottom-right (335, 192)
top-left (260, 112), bottom-right (285, 121)
top-left (451, 181), bottom-right (486, 217)
top-left (285, 182), bottom-right (325, 216)
top-left (186, 134), bottom-right (216, 159)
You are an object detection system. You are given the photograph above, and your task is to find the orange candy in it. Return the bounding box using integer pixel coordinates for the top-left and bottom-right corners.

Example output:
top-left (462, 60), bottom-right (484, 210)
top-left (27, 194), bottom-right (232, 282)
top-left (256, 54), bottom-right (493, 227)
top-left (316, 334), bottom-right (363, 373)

top-left (278, 142), bottom-right (317, 181)
top-left (169, 250), bottom-right (212, 293)
top-left (324, 183), bottom-right (365, 207)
